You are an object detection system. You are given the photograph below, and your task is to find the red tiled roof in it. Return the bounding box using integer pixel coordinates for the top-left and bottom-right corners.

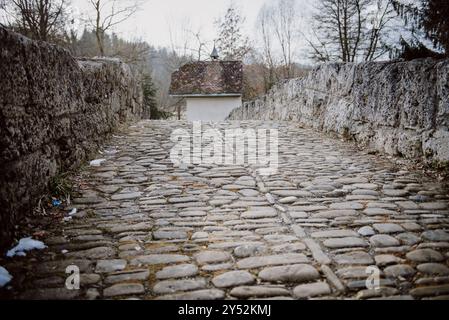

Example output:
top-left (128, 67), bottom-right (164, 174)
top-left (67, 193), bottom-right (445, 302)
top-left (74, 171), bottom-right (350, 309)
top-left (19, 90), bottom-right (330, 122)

top-left (169, 61), bottom-right (243, 96)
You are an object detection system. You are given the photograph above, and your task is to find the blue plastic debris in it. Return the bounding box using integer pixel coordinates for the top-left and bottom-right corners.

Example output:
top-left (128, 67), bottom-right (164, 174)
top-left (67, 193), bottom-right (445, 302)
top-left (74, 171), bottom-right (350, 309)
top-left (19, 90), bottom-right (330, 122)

top-left (52, 199), bottom-right (62, 207)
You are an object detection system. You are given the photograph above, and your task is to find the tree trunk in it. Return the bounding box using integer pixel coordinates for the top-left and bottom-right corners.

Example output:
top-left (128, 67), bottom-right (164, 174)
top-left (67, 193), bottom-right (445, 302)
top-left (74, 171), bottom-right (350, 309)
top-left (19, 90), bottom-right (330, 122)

top-left (94, 0), bottom-right (104, 56)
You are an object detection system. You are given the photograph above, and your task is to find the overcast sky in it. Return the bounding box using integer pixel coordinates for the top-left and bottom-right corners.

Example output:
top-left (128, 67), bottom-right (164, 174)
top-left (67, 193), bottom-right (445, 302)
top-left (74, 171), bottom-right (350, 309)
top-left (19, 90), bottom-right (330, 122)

top-left (72, 0), bottom-right (311, 50)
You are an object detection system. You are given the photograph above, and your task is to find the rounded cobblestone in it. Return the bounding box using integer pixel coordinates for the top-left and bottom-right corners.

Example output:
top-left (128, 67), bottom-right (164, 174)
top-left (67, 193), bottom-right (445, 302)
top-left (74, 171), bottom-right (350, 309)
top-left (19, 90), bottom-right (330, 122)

top-left (5, 121), bottom-right (449, 301)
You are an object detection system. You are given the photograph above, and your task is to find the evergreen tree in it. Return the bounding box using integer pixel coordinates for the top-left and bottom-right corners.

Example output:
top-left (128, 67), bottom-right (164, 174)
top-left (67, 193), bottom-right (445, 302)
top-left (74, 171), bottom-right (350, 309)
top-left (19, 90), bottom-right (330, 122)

top-left (215, 4), bottom-right (250, 60)
top-left (391, 0), bottom-right (448, 59)
top-left (142, 74), bottom-right (170, 120)
top-left (422, 0), bottom-right (449, 54)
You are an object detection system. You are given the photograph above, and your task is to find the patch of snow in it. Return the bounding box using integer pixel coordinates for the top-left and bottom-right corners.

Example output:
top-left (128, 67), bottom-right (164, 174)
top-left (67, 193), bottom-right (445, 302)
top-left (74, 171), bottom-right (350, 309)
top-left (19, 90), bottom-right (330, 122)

top-left (63, 216), bottom-right (72, 222)
top-left (0, 266), bottom-right (12, 287)
top-left (90, 159), bottom-right (106, 167)
top-left (104, 148), bottom-right (118, 155)
top-left (6, 238), bottom-right (47, 258)
top-left (61, 250), bottom-right (69, 254)
top-left (68, 208), bottom-right (77, 216)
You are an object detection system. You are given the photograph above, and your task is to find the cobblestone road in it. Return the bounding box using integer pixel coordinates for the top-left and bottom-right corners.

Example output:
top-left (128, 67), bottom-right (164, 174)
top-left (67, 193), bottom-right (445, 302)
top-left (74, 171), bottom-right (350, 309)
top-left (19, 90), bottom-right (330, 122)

top-left (3, 121), bottom-right (449, 300)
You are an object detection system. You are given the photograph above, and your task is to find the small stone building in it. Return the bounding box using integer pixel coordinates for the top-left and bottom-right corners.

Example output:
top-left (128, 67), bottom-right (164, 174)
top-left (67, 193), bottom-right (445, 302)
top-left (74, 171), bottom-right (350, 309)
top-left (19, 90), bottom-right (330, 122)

top-left (169, 52), bottom-right (243, 121)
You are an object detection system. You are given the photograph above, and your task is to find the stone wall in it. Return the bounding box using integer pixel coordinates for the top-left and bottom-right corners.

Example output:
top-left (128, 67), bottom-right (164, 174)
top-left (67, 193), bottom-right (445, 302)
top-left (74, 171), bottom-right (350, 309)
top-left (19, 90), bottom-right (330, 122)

top-left (0, 27), bottom-right (144, 248)
top-left (229, 58), bottom-right (449, 165)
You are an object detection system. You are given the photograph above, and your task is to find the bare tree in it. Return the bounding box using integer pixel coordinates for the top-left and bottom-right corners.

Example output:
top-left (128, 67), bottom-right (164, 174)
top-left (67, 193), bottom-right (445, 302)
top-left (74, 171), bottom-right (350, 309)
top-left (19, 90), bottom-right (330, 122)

top-left (364, 0), bottom-right (396, 61)
top-left (3, 0), bottom-right (70, 42)
top-left (307, 28), bottom-right (333, 62)
top-left (167, 17), bottom-right (189, 59)
top-left (164, 19), bottom-right (194, 118)
top-left (109, 34), bottom-right (151, 65)
top-left (255, 0), bottom-right (302, 80)
top-left (256, 4), bottom-right (278, 91)
top-left (164, 19), bottom-right (216, 118)
top-left (309, 0), bottom-right (395, 62)
top-left (312, 0), bottom-right (366, 62)
top-left (167, 19), bottom-right (212, 62)
top-left (190, 29), bottom-right (210, 61)
top-left (270, 0), bottom-right (298, 78)
top-left (86, 0), bottom-right (142, 56)
top-left (166, 17), bottom-right (208, 63)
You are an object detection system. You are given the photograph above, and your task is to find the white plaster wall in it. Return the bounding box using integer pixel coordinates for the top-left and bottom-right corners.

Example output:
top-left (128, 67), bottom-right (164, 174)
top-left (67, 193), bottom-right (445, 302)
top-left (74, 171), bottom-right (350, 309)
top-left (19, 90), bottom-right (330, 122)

top-left (186, 97), bottom-right (242, 122)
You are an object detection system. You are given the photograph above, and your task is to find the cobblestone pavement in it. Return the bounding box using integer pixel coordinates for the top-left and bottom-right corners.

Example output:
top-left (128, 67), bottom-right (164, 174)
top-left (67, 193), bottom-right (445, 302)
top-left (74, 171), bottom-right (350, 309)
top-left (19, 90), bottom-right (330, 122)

top-left (3, 121), bottom-right (449, 300)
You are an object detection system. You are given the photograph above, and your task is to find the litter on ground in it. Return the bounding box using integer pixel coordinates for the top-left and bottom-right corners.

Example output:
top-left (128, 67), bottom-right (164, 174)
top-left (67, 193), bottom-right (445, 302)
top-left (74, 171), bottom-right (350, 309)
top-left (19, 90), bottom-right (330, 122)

top-left (90, 159), bottom-right (106, 167)
top-left (6, 237), bottom-right (47, 258)
top-left (0, 266), bottom-right (12, 287)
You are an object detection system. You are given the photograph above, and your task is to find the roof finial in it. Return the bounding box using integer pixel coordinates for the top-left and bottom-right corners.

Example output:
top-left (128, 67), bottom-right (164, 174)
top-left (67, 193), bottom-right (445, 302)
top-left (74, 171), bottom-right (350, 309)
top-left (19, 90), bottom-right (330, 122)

top-left (211, 42), bottom-right (219, 61)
